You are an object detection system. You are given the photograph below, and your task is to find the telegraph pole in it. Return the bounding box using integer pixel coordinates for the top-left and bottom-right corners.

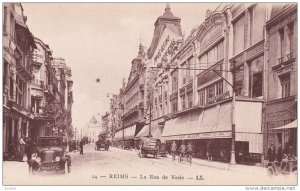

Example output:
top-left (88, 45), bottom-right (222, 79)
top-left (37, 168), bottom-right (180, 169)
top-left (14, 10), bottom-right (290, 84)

top-left (230, 60), bottom-right (236, 165)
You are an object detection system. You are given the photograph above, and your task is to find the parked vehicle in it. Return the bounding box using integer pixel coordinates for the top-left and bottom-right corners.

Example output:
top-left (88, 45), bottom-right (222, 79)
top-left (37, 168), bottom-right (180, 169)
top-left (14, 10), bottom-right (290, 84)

top-left (27, 136), bottom-right (71, 175)
top-left (96, 140), bottom-right (108, 151)
top-left (138, 138), bottom-right (159, 158)
top-left (159, 142), bottom-right (167, 157)
top-left (123, 141), bottom-right (132, 150)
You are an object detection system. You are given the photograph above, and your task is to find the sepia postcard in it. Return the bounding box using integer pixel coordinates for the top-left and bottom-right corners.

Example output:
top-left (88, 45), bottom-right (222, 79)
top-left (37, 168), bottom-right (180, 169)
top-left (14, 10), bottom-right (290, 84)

top-left (1, 1), bottom-right (298, 188)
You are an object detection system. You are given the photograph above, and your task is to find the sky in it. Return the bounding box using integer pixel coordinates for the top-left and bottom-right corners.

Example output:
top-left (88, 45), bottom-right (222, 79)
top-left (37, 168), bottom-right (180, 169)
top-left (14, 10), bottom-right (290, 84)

top-left (22, 3), bottom-right (219, 130)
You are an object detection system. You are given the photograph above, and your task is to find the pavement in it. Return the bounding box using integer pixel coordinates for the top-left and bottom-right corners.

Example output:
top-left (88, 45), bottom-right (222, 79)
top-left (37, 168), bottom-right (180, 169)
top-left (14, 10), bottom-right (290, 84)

top-left (120, 147), bottom-right (267, 175)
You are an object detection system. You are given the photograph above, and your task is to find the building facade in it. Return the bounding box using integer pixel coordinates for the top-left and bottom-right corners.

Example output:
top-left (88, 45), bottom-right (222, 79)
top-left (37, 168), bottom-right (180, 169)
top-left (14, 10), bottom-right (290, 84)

top-left (115, 44), bottom-right (147, 148)
top-left (30, 37), bottom-right (56, 138)
top-left (264, 3), bottom-right (297, 156)
top-left (3, 3), bottom-right (36, 159)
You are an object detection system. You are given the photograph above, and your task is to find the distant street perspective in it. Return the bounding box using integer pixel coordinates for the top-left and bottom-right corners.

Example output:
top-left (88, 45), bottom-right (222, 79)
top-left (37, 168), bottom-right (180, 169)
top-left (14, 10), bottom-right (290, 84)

top-left (2, 2), bottom-right (297, 186)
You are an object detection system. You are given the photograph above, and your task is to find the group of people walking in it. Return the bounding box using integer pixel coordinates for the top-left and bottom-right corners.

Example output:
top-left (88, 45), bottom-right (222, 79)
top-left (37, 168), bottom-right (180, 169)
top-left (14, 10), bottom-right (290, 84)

top-left (170, 141), bottom-right (193, 163)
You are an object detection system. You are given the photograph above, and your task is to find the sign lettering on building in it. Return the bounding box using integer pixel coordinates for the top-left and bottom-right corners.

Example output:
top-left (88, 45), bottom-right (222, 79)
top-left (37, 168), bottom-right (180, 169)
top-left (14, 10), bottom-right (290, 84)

top-left (154, 35), bottom-right (170, 64)
top-left (207, 91), bottom-right (230, 104)
top-left (165, 131), bottom-right (231, 140)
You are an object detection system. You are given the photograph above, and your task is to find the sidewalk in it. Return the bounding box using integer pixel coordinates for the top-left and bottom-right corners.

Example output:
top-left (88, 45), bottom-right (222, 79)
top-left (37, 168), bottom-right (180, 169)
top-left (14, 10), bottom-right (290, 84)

top-left (165, 153), bottom-right (267, 175)
top-left (117, 147), bottom-right (267, 175)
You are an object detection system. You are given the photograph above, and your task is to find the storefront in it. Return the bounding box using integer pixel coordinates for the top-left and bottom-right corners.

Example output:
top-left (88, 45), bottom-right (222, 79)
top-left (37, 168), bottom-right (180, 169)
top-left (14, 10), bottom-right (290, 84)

top-left (265, 96), bottom-right (297, 156)
top-left (162, 99), bottom-right (263, 163)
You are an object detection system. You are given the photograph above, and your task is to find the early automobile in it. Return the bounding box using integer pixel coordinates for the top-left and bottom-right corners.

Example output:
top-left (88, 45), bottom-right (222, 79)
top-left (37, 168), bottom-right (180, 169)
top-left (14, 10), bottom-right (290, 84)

top-left (138, 138), bottom-right (159, 158)
top-left (27, 136), bottom-right (71, 175)
top-left (95, 140), bottom-right (108, 151)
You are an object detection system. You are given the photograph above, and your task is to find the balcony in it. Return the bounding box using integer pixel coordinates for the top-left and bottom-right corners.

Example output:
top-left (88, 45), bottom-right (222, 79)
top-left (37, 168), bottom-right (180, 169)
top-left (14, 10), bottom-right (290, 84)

top-left (273, 52), bottom-right (296, 71)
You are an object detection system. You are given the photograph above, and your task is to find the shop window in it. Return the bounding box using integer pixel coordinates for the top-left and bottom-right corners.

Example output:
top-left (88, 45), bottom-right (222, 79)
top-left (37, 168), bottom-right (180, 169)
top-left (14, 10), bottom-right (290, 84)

top-left (280, 73), bottom-right (291, 98)
top-left (249, 56), bottom-right (263, 97)
top-left (198, 89), bottom-right (205, 106)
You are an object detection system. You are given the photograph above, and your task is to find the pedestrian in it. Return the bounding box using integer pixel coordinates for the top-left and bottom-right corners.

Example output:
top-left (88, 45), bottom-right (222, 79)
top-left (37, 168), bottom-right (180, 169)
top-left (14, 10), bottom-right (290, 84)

top-left (276, 143), bottom-right (283, 162)
top-left (170, 141), bottom-right (177, 161)
top-left (267, 144), bottom-right (276, 162)
top-left (26, 138), bottom-right (35, 160)
top-left (73, 140), bottom-right (77, 152)
top-left (178, 141), bottom-right (186, 163)
top-left (207, 142), bottom-right (213, 161)
top-left (19, 136), bottom-right (26, 161)
top-left (80, 139), bottom-right (84, 155)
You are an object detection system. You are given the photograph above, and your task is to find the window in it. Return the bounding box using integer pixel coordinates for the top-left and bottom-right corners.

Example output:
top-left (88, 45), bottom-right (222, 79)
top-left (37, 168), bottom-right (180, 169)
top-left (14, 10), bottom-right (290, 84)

top-left (3, 61), bottom-right (8, 88)
top-left (198, 41), bottom-right (224, 73)
top-left (171, 98), bottom-right (178, 113)
top-left (187, 92), bottom-right (193, 108)
top-left (186, 57), bottom-right (193, 82)
top-left (233, 15), bottom-right (245, 55)
top-left (206, 85), bottom-right (215, 103)
top-left (198, 89), bottom-right (205, 106)
top-left (288, 23), bottom-right (294, 54)
top-left (181, 95), bottom-right (186, 110)
top-left (249, 4), bottom-right (265, 45)
top-left (9, 76), bottom-right (14, 98)
top-left (10, 12), bottom-right (14, 38)
top-left (249, 56), bottom-right (263, 97)
top-left (278, 28), bottom-right (285, 58)
top-left (234, 65), bottom-right (244, 96)
top-left (216, 81), bottom-right (223, 95)
top-left (171, 70), bottom-right (178, 93)
top-left (280, 73), bottom-right (290, 98)
top-left (182, 63), bottom-right (187, 85)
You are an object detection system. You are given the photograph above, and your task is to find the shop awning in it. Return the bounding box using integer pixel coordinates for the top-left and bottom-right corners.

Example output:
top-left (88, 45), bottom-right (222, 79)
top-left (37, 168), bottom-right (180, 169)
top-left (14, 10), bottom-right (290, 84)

top-left (272, 120), bottom-right (297, 130)
top-left (114, 130), bottom-right (123, 140)
top-left (135, 123), bottom-right (164, 139)
top-left (162, 102), bottom-right (232, 140)
top-left (123, 125), bottom-right (136, 139)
